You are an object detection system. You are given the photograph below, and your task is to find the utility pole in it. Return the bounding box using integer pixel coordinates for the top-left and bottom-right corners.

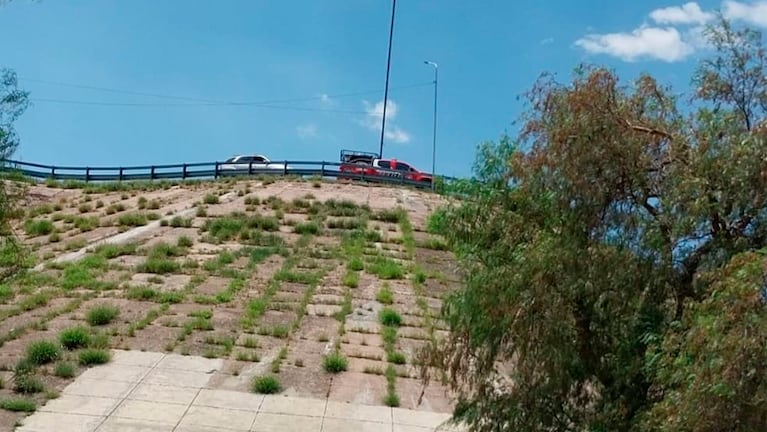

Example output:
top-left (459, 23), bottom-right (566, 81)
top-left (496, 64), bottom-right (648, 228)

top-left (379, 0), bottom-right (397, 158)
top-left (424, 61), bottom-right (438, 190)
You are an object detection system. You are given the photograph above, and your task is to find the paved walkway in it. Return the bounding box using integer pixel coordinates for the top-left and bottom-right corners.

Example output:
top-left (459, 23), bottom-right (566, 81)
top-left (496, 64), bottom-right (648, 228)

top-left (15, 351), bottom-right (463, 432)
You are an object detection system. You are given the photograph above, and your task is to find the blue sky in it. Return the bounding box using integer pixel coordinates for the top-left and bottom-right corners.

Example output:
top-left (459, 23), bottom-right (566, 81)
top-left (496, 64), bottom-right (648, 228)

top-left (1, 0), bottom-right (764, 177)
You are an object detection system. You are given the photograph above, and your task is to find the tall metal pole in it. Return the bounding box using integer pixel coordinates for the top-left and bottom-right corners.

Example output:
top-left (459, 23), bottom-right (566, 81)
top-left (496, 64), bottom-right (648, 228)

top-left (379, 0), bottom-right (397, 158)
top-left (424, 61), bottom-right (438, 190)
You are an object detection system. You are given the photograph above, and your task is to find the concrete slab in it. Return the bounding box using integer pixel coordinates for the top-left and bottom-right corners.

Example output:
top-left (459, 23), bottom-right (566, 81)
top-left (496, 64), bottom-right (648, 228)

top-left (259, 395), bottom-right (326, 417)
top-left (14, 351), bottom-right (458, 432)
top-left (321, 418), bottom-right (391, 432)
top-left (63, 378), bottom-right (135, 399)
top-left (193, 388), bottom-right (264, 412)
top-left (392, 408), bottom-right (452, 428)
top-left (110, 349), bottom-right (165, 367)
top-left (95, 417), bottom-right (175, 432)
top-left (112, 400), bottom-right (189, 425)
top-left (177, 405), bottom-right (256, 431)
top-left (324, 400), bottom-right (392, 423)
top-left (392, 425), bottom-right (434, 432)
top-left (78, 364), bottom-right (150, 383)
top-left (142, 368), bottom-right (213, 388)
top-left (16, 412), bottom-right (104, 432)
top-left (127, 383), bottom-right (199, 405)
top-left (155, 354), bottom-right (223, 373)
top-left (39, 395), bottom-right (120, 417)
top-left (173, 426), bottom-right (225, 432)
top-left (250, 413), bottom-right (322, 432)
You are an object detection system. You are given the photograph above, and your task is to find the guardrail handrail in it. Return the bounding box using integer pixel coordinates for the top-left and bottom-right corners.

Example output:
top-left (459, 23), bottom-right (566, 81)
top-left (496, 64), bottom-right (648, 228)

top-left (0, 158), bottom-right (458, 190)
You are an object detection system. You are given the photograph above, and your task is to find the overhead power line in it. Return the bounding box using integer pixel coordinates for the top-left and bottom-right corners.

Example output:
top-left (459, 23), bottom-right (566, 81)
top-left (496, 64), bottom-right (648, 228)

top-left (22, 77), bottom-right (433, 112)
top-left (30, 98), bottom-right (371, 114)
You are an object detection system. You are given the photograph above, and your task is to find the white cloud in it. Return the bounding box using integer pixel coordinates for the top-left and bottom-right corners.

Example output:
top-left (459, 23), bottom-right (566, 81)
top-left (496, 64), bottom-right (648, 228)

top-left (723, 0), bottom-right (767, 27)
top-left (650, 2), bottom-right (713, 25)
top-left (576, 26), bottom-right (694, 62)
top-left (574, 1), bottom-right (767, 62)
top-left (385, 127), bottom-right (411, 143)
top-left (365, 100), bottom-right (398, 120)
top-left (361, 100), bottom-right (411, 144)
top-left (540, 37), bottom-right (554, 45)
top-left (296, 123), bottom-right (318, 139)
top-left (685, 24), bottom-right (710, 49)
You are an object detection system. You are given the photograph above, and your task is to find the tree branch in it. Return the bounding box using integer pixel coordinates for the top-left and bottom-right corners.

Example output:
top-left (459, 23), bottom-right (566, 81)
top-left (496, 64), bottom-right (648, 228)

top-left (624, 119), bottom-right (673, 141)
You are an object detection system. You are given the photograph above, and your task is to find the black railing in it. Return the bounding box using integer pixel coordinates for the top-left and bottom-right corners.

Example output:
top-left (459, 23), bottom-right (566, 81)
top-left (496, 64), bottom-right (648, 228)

top-left (0, 159), bottom-right (456, 191)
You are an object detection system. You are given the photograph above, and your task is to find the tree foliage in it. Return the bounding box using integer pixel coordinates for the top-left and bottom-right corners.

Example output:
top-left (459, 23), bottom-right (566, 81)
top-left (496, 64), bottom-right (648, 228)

top-left (426, 17), bottom-right (767, 432)
top-left (0, 68), bottom-right (29, 280)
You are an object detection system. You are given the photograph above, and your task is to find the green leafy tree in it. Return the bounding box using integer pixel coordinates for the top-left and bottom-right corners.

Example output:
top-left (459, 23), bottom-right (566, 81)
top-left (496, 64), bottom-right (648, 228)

top-left (424, 17), bottom-right (767, 432)
top-left (642, 250), bottom-right (767, 431)
top-left (0, 69), bottom-right (29, 159)
top-left (0, 68), bottom-right (30, 280)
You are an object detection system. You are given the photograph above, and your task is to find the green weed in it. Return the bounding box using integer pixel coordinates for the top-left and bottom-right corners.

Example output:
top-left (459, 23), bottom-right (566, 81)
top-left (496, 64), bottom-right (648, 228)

top-left (13, 375), bottom-right (44, 394)
top-left (203, 193), bottom-right (219, 204)
top-left (95, 243), bottom-right (137, 259)
top-left (26, 340), bottom-right (61, 365)
top-left (170, 216), bottom-right (193, 228)
top-left (367, 256), bottom-right (404, 280)
top-left (117, 212), bottom-right (148, 227)
top-left (78, 349), bottom-right (111, 366)
top-left (0, 284), bottom-right (13, 303)
top-left (24, 219), bottom-right (54, 237)
top-left (177, 235), bottom-right (194, 248)
top-left (342, 270), bottom-right (359, 288)
top-left (322, 352), bottom-right (348, 373)
top-left (59, 327), bottom-right (90, 350)
top-left (274, 269), bottom-right (320, 285)
top-left (86, 305), bottom-right (120, 326)
top-left (53, 361), bottom-right (76, 378)
top-left (252, 375), bottom-right (281, 394)
top-left (293, 222), bottom-right (320, 235)
top-left (0, 398), bottom-right (36, 412)
top-left (347, 257), bottom-right (364, 271)
top-left (387, 351), bottom-right (407, 364)
top-left (127, 286), bottom-right (158, 301)
top-left (138, 258), bottom-right (180, 274)
top-left (377, 284), bottom-right (394, 304)
top-left (379, 308), bottom-right (402, 327)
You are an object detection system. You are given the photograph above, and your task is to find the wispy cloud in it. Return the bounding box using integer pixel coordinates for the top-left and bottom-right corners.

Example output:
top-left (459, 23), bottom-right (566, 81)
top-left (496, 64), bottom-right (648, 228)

top-left (361, 100), bottom-right (411, 144)
top-left (574, 1), bottom-right (767, 62)
top-left (576, 26), bottom-right (694, 62)
top-left (650, 2), bottom-right (714, 25)
top-left (296, 123), bottom-right (318, 139)
top-left (723, 0), bottom-right (767, 27)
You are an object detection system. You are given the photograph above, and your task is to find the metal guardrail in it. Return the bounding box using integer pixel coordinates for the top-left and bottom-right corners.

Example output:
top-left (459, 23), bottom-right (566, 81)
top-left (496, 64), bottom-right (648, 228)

top-left (0, 159), bottom-right (456, 190)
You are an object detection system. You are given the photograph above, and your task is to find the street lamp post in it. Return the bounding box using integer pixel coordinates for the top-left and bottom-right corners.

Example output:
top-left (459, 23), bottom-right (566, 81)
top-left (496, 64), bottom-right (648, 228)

top-left (424, 61), bottom-right (438, 190)
top-left (379, 0), bottom-right (397, 158)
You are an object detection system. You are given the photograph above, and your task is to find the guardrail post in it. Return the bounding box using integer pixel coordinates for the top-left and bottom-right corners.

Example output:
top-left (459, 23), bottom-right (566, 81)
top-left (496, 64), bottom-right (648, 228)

top-left (50, 166), bottom-right (55, 179)
top-left (182, 164), bottom-right (187, 180)
top-left (320, 161), bottom-right (325, 177)
top-left (214, 162), bottom-right (219, 179)
top-left (150, 165), bottom-right (155, 180)
top-left (283, 161), bottom-right (287, 176)
top-left (248, 161), bottom-right (253, 176)
top-left (119, 167), bottom-right (124, 182)
top-left (85, 167), bottom-right (90, 182)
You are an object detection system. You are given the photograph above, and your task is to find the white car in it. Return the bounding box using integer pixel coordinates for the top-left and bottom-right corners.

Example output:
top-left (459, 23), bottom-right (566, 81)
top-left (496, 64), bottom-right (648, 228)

top-left (219, 155), bottom-right (292, 174)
